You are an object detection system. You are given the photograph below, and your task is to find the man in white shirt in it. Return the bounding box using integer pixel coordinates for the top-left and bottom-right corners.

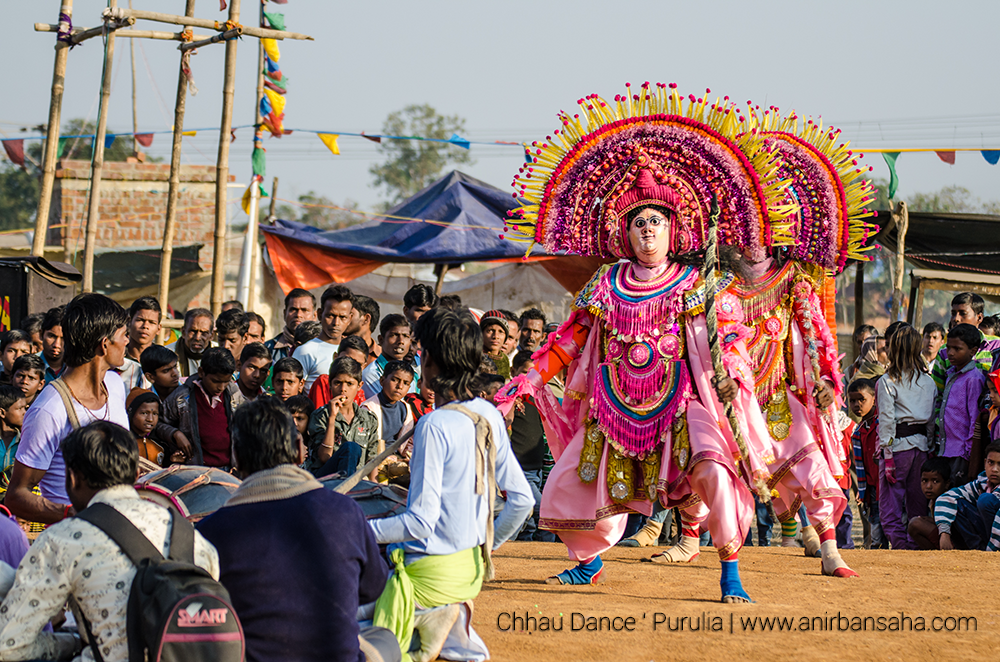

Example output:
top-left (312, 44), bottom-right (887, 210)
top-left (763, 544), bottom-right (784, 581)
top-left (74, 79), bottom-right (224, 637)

top-left (368, 307), bottom-right (532, 662)
top-left (0, 421), bottom-right (219, 662)
top-left (292, 285), bottom-right (354, 390)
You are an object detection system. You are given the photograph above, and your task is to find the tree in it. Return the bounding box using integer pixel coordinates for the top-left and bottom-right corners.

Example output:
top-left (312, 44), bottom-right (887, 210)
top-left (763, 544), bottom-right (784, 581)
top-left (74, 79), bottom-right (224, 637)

top-left (369, 104), bottom-right (474, 206)
top-left (0, 163), bottom-right (40, 232)
top-left (275, 192), bottom-right (364, 230)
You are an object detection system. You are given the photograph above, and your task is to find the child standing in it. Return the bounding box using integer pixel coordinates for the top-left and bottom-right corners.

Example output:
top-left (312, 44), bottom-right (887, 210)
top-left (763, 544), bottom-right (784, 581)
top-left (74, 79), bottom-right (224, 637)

top-left (848, 379), bottom-right (886, 549)
top-left (907, 457), bottom-right (952, 549)
top-left (140, 345), bottom-right (182, 401)
top-left (935, 441), bottom-right (1000, 550)
top-left (305, 356), bottom-right (378, 477)
top-left (0, 385), bottom-right (27, 478)
top-left (127, 389), bottom-right (185, 468)
top-left (361, 315), bottom-right (416, 399)
top-left (404, 373), bottom-right (435, 421)
top-left (270, 357), bottom-right (305, 402)
top-left (162, 347), bottom-right (240, 469)
top-left (10, 355), bottom-right (45, 407)
top-left (284, 394), bottom-right (315, 439)
top-left (936, 324), bottom-right (987, 486)
top-left (361, 361), bottom-right (415, 446)
top-left (878, 325), bottom-right (936, 550)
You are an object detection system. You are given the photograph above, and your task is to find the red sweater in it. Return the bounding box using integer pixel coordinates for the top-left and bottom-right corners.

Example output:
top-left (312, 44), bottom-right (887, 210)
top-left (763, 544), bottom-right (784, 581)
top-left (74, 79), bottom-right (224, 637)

top-left (194, 387), bottom-right (231, 467)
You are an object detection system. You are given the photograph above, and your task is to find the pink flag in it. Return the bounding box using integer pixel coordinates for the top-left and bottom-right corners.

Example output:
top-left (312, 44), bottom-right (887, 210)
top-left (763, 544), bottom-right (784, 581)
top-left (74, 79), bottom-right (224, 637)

top-left (1, 139), bottom-right (25, 167)
top-left (135, 133), bottom-right (154, 147)
top-left (935, 151), bottom-right (956, 165)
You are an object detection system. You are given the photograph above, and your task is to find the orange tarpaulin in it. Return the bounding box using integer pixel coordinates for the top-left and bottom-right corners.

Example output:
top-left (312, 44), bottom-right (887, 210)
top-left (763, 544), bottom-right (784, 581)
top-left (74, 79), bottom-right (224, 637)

top-left (264, 231), bottom-right (384, 292)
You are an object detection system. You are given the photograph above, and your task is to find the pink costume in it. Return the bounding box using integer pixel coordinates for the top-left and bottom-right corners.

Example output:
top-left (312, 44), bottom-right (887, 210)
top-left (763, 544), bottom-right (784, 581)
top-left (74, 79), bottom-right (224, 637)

top-left (731, 261), bottom-right (848, 535)
top-left (519, 262), bottom-right (775, 563)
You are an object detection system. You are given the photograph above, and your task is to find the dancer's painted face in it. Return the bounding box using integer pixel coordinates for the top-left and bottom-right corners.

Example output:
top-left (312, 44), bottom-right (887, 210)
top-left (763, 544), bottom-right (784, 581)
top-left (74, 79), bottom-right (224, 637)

top-left (628, 207), bottom-right (671, 266)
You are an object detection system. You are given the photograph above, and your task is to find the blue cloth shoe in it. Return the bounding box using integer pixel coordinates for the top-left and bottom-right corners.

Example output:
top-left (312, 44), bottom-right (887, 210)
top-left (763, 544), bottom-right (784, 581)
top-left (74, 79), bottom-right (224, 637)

top-left (546, 556), bottom-right (606, 585)
top-left (720, 559), bottom-right (752, 603)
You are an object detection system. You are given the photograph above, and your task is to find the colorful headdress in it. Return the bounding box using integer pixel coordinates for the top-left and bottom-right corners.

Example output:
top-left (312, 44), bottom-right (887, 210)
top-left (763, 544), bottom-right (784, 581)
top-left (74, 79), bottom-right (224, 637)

top-left (506, 83), bottom-right (794, 263)
top-left (753, 108), bottom-right (878, 273)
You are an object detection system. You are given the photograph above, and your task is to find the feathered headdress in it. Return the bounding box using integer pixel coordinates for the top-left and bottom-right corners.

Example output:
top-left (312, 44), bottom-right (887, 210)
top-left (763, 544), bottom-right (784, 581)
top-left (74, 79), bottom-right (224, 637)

top-left (505, 83), bottom-right (795, 263)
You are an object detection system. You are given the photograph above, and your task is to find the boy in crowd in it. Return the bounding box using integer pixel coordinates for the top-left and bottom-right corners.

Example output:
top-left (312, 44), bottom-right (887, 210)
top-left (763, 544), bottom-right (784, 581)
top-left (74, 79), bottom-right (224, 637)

top-left (10, 355), bottom-right (45, 407)
top-left (908, 457), bottom-right (952, 549)
top-left (118, 296), bottom-right (162, 390)
top-left (0, 385), bottom-right (26, 457)
top-left (163, 347), bottom-right (240, 468)
top-left (405, 373), bottom-right (435, 421)
top-left (480, 311), bottom-right (511, 379)
top-left (285, 394), bottom-right (315, 439)
top-left (216, 308), bottom-right (250, 366)
top-left (39, 306), bottom-right (66, 384)
top-left (935, 441), bottom-right (1000, 551)
top-left (931, 293), bottom-right (997, 391)
top-left (362, 315), bottom-right (415, 398)
top-left (309, 336), bottom-right (370, 410)
top-left (140, 345), bottom-right (181, 401)
top-left (936, 324), bottom-right (986, 485)
top-left (233, 343), bottom-right (272, 408)
top-left (293, 285), bottom-right (354, 390)
top-left (402, 283), bottom-right (436, 325)
top-left (348, 295), bottom-right (381, 359)
top-left (304, 356), bottom-right (378, 477)
top-left (271, 357), bottom-right (306, 401)
top-left (921, 322), bottom-right (946, 369)
top-left (362, 361), bottom-right (415, 446)
top-left (0, 331), bottom-right (31, 386)
top-left (197, 398), bottom-right (397, 662)
top-left (980, 315), bottom-right (1000, 338)
top-left (849, 378), bottom-right (886, 549)
top-left (291, 320), bottom-right (322, 354)
top-left (247, 312), bottom-right (266, 344)
top-left (20, 313), bottom-right (44, 354)
top-left (265, 288), bottom-right (317, 363)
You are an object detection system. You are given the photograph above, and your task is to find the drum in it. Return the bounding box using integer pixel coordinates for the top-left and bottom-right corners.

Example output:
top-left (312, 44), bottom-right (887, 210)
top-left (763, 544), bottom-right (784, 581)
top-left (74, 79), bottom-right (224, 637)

top-left (136, 465), bottom-right (242, 522)
top-left (319, 477), bottom-right (408, 520)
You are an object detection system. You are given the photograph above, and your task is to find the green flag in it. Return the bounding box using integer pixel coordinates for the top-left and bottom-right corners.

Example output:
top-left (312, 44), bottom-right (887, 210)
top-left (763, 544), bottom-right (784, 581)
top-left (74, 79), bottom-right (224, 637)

top-left (263, 11), bottom-right (286, 31)
top-left (883, 152), bottom-right (900, 199)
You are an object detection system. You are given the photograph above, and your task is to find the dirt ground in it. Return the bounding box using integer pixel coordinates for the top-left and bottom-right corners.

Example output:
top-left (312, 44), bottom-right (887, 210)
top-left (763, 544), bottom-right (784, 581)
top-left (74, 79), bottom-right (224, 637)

top-left (471, 542), bottom-right (1000, 662)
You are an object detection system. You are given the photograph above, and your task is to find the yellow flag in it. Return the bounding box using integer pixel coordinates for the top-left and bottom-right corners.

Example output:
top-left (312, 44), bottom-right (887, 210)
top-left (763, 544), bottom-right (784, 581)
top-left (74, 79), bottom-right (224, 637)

top-left (182, 131), bottom-right (197, 137)
top-left (264, 89), bottom-right (286, 116)
top-left (241, 181), bottom-right (256, 214)
top-left (262, 38), bottom-right (280, 62)
top-left (318, 133), bottom-right (340, 155)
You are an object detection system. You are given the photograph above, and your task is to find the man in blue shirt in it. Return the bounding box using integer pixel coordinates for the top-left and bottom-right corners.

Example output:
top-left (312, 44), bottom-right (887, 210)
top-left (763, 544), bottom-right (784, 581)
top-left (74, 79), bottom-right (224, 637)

top-left (368, 307), bottom-right (533, 662)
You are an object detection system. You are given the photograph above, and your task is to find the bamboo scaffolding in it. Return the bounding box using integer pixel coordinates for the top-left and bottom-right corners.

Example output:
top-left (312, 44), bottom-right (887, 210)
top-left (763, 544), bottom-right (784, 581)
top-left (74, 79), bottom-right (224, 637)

top-left (179, 27), bottom-right (242, 52)
top-left (211, 0), bottom-right (242, 315)
top-left (35, 24), bottom-right (214, 42)
top-left (117, 8), bottom-right (313, 41)
top-left (81, 0), bottom-right (119, 293)
top-left (32, 0), bottom-right (73, 257)
top-left (156, 0), bottom-right (197, 340)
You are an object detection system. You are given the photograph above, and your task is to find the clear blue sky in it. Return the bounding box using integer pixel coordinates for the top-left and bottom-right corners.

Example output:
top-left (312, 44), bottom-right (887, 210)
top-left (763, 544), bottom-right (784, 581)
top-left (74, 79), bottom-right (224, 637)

top-left (7, 0), bottom-right (1000, 216)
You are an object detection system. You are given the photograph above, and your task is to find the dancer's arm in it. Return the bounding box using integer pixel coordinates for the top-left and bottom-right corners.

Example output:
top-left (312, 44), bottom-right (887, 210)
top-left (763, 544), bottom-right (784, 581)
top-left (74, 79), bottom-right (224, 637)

top-left (496, 310), bottom-right (591, 414)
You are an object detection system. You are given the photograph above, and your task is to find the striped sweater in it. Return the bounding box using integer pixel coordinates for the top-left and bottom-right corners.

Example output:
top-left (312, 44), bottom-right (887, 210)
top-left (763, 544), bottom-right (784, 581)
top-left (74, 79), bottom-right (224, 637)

top-left (934, 472), bottom-right (1000, 551)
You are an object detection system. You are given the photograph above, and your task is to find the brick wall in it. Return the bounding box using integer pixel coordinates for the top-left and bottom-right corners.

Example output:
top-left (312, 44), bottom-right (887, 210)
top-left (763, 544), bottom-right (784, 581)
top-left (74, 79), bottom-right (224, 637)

top-left (52, 160), bottom-right (235, 308)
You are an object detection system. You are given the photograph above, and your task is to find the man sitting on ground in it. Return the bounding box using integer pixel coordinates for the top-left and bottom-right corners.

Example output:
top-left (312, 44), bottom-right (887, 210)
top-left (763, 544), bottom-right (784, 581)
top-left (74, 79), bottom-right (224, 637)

top-left (0, 421), bottom-right (219, 661)
top-left (198, 397), bottom-right (397, 662)
top-left (366, 307), bottom-right (532, 662)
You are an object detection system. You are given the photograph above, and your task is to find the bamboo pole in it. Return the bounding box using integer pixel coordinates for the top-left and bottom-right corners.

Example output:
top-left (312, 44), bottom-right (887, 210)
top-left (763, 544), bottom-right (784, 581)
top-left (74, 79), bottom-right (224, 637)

top-left (267, 177), bottom-right (279, 222)
top-left (67, 18), bottom-right (134, 46)
top-left (157, 0), bottom-right (197, 341)
top-left (890, 200), bottom-right (909, 322)
top-left (116, 8), bottom-right (313, 41)
top-left (129, 1), bottom-right (137, 156)
top-left (35, 24), bottom-right (213, 42)
top-left (237, 6), bottom-right (267, 310)
top-left (32, 0), bottom-right (74, 257)
top-left (81, 1), bottom-right (119, 292)
top-left (854, 262), bottom-right (865, 330)
top-left (178, 27), bottom-right (242, 52)
top-left (211, 0), bottom-right (242, 315)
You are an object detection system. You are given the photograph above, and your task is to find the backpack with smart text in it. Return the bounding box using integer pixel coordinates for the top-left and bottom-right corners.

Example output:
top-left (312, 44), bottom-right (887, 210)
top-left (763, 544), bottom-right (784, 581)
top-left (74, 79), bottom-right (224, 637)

top-left (76, 502), bottom-right (244, 662)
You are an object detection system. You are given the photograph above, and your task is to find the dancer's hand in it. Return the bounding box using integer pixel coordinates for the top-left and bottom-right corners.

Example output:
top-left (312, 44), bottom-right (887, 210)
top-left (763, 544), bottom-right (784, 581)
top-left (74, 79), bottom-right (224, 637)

top-left (814, 381), bottom-right (835, 409)
top-left (940, 532), bottom-right (953, 550)
top-left (714, 377), bottom-right (738, 404)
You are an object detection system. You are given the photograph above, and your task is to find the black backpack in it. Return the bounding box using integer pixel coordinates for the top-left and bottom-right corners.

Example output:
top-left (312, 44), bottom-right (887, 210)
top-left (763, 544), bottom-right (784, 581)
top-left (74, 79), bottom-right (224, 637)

top-left (76, 503), bottom-right (245, 662)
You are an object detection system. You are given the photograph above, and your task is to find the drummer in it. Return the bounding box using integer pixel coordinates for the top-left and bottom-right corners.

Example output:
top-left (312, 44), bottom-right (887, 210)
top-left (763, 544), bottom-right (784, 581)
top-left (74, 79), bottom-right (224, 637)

top-left (365, 307), bottom-right (532, 662)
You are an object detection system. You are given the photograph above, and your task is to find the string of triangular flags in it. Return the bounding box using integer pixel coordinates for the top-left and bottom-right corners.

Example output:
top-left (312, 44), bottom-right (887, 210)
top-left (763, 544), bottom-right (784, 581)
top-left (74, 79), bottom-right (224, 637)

top-left (876, 148), bottom-right (1000, 198)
